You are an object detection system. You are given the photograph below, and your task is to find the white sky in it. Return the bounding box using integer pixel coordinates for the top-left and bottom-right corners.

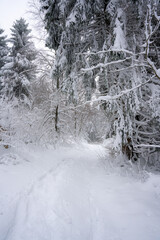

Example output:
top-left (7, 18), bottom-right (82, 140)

top-left (0, 0), bottom-right (30, 37)
top-left (0, 0), bottom-right (46, 48)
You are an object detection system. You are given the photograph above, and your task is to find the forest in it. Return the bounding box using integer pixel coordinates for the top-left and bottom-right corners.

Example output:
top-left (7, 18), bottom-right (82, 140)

top-left (0, 1), bottom-right (160, 239)
top-left (0, 0), bottom-right (160, 168)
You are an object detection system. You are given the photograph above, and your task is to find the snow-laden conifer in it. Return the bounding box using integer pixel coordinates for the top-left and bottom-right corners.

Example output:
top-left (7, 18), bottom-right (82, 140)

top-left (0, 28), bottom-right (8, 93)
top-left (1, 18), bottom-right (36, 104)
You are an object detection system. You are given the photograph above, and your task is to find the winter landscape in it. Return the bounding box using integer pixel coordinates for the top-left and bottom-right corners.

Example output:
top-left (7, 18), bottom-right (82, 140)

top-left (0, 0), bottom-right (160, 239)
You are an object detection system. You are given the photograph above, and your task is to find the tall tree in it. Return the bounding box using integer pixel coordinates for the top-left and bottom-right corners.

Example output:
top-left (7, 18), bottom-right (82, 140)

top-left (0, 29), bottom-right (8, 70)
top-left (39, 0), bottom-right (111, 136)
top-left (0, 28), bottom-right (8, 92)
top-left (1, 18), bottom-right (36, 104)
top-left (40, 0), bottom-right (160, 166)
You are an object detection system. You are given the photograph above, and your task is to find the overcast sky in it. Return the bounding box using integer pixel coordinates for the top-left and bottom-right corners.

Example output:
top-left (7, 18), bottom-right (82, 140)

top-left (0, 0), bottom-right (47, 48)
top-left (0, 0), bottom-right (31, 37)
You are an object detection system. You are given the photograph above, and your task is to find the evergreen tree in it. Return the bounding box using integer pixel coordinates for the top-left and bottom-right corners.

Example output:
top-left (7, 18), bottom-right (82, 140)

top-left (1, 18), bottom-right (36, 104)
top-left (40, 0), bottom-right (111, 100)
top-left (0, 29), bottom-right (8, 69)
top-left (0, 28), bottom-right (8, 92)
top-left (40, 0), bottom-right (160, 166)
top-left (39, 0), bottom-right (111, 136)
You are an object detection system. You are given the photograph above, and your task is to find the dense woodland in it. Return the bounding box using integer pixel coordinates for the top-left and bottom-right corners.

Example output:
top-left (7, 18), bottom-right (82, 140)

top-left (0, 0), bottom-right (160, 169)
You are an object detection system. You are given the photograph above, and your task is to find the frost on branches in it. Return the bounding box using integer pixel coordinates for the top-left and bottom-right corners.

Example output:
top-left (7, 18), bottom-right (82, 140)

top-left (39, 0), bottom-right (160, 168)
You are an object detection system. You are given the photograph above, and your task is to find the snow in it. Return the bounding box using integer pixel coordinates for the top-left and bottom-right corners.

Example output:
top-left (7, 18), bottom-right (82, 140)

top-left (156, 68), bottom-right (160, 78)
top-left (2, 62), bottom-right (14, 70)
top-left (154, 9), bottom-right (160, 21)
top-left (82, 57), bottom-right (132, 72)
top-left (136, 144), bottom-right (160, 148)
top-left (66, 12), bottom-right (76, 27)
top-left (0, 142), bottom-right (160, 240)
top-left (113, 8), bottom-right (127, 50)
top-left (147, 58), bottom-right (160, 79)
top-left (87, 81), bottom-right (149, 103)
top-left (107, 0), bottom-right (118, 16)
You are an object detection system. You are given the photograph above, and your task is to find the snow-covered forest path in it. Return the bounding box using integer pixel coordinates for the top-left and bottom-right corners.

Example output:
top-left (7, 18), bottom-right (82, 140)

top-left (0, 143), bottom-right (160, 240)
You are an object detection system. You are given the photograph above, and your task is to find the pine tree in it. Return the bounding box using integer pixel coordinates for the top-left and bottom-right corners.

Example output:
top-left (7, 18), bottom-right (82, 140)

top-left (1, 18), bottom-right (36, 104)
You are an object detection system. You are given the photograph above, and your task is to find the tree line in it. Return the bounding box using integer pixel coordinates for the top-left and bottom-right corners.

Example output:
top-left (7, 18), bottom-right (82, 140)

top-left (0, 0), bottom-right (160, 169)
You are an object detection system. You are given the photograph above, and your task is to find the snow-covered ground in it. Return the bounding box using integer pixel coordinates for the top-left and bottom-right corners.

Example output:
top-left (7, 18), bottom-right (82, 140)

top-left (0, 142), bottom-right (160, 240)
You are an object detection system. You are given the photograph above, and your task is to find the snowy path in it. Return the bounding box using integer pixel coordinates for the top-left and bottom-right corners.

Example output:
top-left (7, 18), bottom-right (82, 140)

top-left (0, 143), bottom-right (160, 240)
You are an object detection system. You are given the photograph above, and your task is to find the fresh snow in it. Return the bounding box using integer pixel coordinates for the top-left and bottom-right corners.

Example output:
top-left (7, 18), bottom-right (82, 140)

top-left (0, 143), bottom-right (160, 240)
top-left (156, 68), bottom-right (160, 78)
top-left (113, 8), bottom-right (127, 50)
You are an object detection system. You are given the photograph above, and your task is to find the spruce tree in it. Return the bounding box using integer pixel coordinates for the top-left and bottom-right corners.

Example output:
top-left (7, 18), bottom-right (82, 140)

top-left (39, 0), bottom-right (111, 101)
top-left (40, 0), bottom-right (160, 166)
top-left (0, 29), bottom-right (8, 69)
top-left (0, 28), bottom-right (8, 93)
top-left (1, 18), bottom-right (36, 104)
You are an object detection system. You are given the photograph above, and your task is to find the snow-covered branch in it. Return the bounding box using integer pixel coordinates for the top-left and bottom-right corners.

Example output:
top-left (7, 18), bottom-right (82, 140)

top-left (145, 3), bottom-right (160, 80)
top-left (77, 48), bottom-right (138, 56)
top-left (81, 56), bottom-right (132, 72)
top-left (97, 80), bottom-right (150, 102)
top-left (135, 144), bottom-right (160, 148)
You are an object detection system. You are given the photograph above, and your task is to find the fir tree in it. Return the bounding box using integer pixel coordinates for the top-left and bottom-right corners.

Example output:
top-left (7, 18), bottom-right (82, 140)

top-left (40, 0), bottom-right (160, 165)
top-left (1, 18), bottom-right (36, 104)
top-left (0, 29), bottom-right (8, 69)
top-left (0, 28), bottom-right (8, 93)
